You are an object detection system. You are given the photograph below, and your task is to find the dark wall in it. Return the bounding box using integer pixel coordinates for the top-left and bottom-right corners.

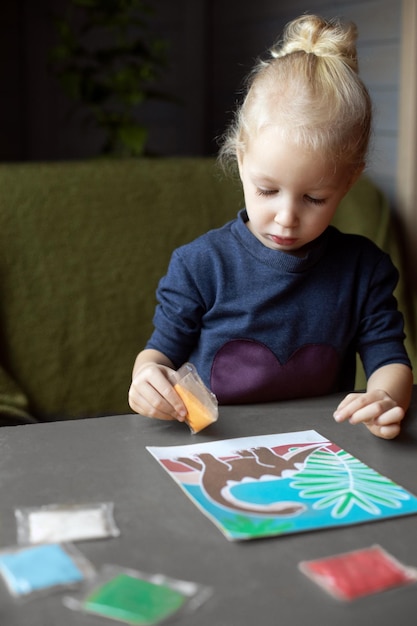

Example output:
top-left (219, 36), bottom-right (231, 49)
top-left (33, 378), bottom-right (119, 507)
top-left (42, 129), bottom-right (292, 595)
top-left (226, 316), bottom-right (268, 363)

top-left (0, 0), bottom-right (215, 161)
top-left (1, 1), bottom-right (27, 161)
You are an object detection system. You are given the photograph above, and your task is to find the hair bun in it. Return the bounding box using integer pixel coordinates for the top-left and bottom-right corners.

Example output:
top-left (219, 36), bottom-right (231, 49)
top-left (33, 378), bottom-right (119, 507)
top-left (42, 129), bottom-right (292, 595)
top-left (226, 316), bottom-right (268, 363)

top-left (271, 14), bottom-right (358, 72)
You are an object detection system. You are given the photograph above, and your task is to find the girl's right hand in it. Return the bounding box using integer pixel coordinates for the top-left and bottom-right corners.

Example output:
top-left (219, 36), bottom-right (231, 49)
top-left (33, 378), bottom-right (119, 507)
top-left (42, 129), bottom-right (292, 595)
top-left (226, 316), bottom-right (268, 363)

top-left (128, 362), bottom-right (187, 421)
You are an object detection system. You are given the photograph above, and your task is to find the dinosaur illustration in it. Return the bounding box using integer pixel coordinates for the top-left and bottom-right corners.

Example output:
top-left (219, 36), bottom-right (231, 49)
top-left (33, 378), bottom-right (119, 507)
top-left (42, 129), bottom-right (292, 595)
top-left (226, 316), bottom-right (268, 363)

top-left (176, 445), bottom-right (318, 516)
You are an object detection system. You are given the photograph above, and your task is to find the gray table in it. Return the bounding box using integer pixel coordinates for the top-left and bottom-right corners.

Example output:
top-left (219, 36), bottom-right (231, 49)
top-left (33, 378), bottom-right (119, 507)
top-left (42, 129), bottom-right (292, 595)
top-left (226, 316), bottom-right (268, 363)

top-left (1, 388), bottom-right (417, 626)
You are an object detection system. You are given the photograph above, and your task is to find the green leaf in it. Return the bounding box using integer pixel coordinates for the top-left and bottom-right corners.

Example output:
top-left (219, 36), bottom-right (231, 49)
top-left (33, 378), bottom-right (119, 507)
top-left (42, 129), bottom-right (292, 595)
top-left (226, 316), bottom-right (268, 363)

top-left (220, 515), bottom-right (294, 538)
top-left (117, 123), bottom-right (147, 155)
top-left (290, 448), bottom-right (410, 519)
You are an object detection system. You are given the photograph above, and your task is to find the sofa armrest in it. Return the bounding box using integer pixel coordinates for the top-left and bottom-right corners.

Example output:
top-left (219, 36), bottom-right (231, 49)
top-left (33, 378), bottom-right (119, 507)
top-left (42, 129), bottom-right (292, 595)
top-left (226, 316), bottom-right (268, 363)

top-left (0, 366), bottom-right (37, 426)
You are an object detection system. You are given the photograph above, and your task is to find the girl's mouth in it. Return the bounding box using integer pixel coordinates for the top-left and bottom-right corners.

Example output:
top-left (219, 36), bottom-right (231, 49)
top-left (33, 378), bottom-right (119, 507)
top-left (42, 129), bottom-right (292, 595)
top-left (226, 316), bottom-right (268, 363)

top-left (270, 235), bottom-right (298, 246)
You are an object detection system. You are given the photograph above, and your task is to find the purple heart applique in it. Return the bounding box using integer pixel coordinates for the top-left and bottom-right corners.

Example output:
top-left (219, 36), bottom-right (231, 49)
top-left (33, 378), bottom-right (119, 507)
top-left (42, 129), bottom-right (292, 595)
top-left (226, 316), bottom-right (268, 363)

top-left (210, 339), bottom-right (340, 403)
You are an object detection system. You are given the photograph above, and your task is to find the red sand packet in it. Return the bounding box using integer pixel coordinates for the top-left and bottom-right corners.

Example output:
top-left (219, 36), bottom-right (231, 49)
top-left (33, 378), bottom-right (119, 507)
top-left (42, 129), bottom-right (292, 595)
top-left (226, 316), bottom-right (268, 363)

top-left (299, 545), bottom-right (417, 601)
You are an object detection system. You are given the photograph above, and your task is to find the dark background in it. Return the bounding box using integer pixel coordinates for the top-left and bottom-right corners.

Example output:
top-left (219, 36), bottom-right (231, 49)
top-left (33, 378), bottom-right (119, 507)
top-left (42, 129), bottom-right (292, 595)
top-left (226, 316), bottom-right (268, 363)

top-left (0, 0), bottom-right (402, 201)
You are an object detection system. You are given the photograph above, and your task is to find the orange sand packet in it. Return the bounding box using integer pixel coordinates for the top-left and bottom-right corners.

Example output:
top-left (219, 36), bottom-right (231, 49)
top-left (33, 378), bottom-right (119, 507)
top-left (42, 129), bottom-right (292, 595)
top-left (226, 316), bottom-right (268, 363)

top-left (174, 384), bottom-right (217, 433)
top-left (171, 363), bottom-right (218, 434)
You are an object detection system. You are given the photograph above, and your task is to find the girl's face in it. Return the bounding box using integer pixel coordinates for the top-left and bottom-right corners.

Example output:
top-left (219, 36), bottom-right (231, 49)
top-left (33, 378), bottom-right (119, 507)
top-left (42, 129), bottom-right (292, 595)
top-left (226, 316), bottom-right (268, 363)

top-left (238, 128), bottom-right (361, 253)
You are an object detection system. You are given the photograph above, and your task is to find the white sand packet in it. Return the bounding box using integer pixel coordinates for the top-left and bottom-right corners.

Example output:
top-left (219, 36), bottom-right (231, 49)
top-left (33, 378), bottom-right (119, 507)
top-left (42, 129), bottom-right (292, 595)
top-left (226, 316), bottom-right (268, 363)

top-left (15, 502), bottom-right (120, 545)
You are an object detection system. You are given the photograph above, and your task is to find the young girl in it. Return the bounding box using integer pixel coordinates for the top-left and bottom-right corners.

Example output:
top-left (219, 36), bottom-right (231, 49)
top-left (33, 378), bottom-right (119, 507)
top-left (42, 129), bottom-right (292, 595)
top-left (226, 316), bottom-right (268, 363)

top-left (128, 14), bottom-right (413, 439)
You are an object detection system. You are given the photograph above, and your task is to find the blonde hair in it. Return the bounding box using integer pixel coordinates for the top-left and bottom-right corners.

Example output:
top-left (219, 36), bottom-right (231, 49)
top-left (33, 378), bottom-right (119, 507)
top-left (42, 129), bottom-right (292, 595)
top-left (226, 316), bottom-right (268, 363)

top-left (219, 14), bottom-right (372, 171)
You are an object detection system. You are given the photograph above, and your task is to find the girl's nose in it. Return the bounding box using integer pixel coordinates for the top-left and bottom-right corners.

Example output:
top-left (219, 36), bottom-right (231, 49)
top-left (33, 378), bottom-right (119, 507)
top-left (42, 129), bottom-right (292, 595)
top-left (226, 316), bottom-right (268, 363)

top-left (274, 199), bottom-right (299, 227)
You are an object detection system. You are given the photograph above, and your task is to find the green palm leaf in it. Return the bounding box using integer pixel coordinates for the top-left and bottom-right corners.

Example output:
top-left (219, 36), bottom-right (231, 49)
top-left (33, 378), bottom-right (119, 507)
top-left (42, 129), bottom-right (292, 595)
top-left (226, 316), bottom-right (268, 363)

top-left (290, 448), bottom-right (410, 518)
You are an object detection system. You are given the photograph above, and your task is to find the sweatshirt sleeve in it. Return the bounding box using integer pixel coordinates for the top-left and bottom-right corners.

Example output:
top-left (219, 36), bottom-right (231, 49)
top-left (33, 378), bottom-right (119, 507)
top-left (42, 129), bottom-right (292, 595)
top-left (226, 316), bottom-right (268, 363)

top-left (145, 248), bottom-right (207, 367)
top-left (357, 251), bottom-right (412, 377)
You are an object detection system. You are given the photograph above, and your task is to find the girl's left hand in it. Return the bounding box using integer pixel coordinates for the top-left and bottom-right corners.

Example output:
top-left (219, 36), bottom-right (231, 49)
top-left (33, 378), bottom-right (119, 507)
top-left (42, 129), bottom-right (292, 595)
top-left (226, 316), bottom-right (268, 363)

top-left (333, 389), bottom-right (405, 439)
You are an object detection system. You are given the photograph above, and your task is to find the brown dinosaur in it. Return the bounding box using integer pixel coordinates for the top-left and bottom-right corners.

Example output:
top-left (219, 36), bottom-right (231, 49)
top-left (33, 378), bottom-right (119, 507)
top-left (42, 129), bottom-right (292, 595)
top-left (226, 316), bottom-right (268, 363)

top-left (177, 445), bottom-right (317, 516)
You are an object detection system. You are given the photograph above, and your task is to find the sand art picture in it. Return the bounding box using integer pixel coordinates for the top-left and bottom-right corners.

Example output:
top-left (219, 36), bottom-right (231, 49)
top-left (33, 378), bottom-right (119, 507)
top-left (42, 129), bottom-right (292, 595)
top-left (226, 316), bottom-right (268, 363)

top-left (147, 430), bottom-right (417, 540)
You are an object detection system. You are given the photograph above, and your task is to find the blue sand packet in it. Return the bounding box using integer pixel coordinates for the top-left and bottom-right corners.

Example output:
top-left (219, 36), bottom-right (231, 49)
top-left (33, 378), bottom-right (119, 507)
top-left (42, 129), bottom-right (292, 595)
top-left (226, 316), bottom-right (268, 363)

top-left (0, 543), bottom-right (95, 600)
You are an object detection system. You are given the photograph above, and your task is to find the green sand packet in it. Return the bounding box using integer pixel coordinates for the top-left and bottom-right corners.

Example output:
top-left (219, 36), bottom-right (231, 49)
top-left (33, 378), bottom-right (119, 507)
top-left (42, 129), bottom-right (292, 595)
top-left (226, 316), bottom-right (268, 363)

top-left (0, 542), bottom-right (95, 601)
top-left (64, 565), bottom-right (212, 624)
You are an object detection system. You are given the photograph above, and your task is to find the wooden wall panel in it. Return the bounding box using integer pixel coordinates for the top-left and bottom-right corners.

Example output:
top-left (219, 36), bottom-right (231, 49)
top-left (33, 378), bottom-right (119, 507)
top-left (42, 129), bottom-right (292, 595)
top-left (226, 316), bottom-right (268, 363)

top-left (397, 0), bottom-right (417, 288)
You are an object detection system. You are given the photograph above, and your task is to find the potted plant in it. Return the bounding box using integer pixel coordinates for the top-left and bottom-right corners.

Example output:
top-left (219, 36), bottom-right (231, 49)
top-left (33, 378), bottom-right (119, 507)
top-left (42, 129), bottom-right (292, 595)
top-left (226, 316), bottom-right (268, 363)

top-left (49, 0), bottom-right (169, 156)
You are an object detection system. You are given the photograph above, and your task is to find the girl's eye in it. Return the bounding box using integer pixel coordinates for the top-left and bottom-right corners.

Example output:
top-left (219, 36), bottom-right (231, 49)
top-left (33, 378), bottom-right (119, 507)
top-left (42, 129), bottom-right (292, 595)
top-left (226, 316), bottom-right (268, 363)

top-left (305, 195), bottom-right (326, 205)
top-left (256, 188), bottom-right (277, 197)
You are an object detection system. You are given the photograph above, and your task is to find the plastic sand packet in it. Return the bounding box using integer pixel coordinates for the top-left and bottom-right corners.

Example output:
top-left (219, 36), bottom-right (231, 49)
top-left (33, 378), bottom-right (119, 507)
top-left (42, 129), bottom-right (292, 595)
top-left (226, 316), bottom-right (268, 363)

top-left (170, 362), bottom-right (218, 434)
top-left (0, 542), bottom-right (95, 601)
top-left (299, 544), bottom-right (417, 601)
top-left (15, 502), bottom-right (120, 545)
top-left (63, 564), bottom-right (212, 625)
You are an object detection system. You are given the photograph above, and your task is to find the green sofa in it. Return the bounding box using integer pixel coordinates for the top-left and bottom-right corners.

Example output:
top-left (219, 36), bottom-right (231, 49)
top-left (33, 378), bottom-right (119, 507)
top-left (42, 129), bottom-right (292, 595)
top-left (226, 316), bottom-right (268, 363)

top-left (0, 158), bottom-right (415, 426)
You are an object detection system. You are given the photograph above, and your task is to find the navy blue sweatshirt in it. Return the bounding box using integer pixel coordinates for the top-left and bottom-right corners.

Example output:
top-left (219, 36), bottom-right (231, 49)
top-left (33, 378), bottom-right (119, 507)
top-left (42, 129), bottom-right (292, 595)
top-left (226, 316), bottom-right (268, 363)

top-left (147, 210), bottom-right (410, 403)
